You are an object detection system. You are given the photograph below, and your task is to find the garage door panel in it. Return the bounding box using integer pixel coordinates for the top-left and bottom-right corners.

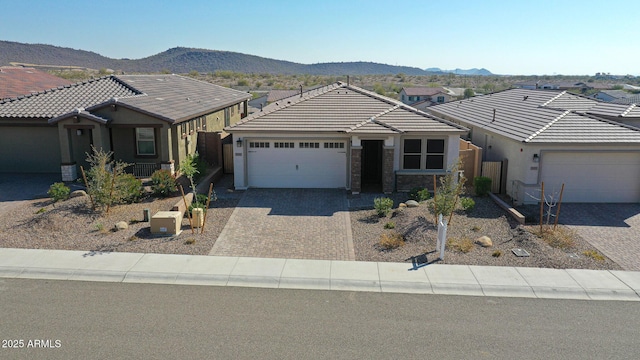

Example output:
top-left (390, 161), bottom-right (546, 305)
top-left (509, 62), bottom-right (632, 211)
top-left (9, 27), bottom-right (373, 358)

top-left (0, 127), bottom-right (61, 173)
top-left (247, 140), bottom-right (347, 188)
top-left (541, 152), bottom-right (640, 203)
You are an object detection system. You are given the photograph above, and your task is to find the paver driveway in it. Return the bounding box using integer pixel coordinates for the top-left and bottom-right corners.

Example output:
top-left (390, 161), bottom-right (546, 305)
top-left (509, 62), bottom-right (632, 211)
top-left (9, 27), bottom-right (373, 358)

top-left (210, 189), bottom-right (354, 260)
top-left (559, 203), bottom-right (640, 271)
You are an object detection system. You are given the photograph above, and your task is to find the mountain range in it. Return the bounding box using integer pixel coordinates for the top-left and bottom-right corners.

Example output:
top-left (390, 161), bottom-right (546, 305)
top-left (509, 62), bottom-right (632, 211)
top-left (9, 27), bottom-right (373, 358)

top-left (0, 40), bottom-right (493, 76)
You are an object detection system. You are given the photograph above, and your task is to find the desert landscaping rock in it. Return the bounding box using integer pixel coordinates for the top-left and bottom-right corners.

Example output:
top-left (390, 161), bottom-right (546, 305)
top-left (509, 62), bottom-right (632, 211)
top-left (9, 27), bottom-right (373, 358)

top-left (475, 236), bottom-right (493, 247)
top-left (399, 203), bottom-right (407, 208)
top-left (70, 190), bottom-right (87, 198)
top-left (115, 221), bottom-right (129, 231)
top-left (406, 200), bottom-right (419, 208)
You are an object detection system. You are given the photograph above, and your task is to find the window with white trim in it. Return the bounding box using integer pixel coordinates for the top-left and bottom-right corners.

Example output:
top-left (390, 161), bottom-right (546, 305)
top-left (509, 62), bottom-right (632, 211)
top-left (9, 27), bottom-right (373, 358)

top-left (136, 128), bottom-right (156, 156)
top-left (401, 138), bottom-right (445, 170)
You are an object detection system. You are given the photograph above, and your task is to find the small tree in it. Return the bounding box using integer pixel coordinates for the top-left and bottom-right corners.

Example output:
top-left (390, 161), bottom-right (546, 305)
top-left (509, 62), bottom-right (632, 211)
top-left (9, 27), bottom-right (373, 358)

top-left (84, 146), bottom-right (132, 211)
top-left (429, 160), bottom-right (466, 223)
top-left (463, 88), bottom-right (475, 98)
top-left (179, 153), bottom-right (199, 197)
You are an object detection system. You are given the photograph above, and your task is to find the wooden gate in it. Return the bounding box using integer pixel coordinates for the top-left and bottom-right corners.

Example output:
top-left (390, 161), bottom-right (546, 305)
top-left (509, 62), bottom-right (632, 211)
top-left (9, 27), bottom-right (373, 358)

top-left (223, 143), bottom-right (234, 173)
top-left (481, 161), bottom-right (502, 193)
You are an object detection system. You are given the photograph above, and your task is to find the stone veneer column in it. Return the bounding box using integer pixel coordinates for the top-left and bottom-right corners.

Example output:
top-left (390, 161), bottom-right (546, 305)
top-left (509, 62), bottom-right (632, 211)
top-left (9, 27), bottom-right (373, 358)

top-left (382, 147), bottom-right (394, 193)
top-left (61, 163), bottom-right (78, 182)
top-left (161, 161), bottom-right (175, 175)
top-left (351, 147), bottom-right (362, 194)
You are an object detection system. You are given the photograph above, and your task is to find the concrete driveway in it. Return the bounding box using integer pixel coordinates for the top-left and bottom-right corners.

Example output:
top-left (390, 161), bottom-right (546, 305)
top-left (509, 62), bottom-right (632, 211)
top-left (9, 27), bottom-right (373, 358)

top-left (210, 188), bottom-right (355, 260)
top-left (559, 203), bottom-right (640, 271)
top-left (0, 173), bottom-right (62, 214)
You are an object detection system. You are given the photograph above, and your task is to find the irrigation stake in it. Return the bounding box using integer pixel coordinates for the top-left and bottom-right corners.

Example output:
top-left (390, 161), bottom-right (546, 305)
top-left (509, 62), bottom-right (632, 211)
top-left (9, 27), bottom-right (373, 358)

top-left (200, 183), bottom-right (214, 234)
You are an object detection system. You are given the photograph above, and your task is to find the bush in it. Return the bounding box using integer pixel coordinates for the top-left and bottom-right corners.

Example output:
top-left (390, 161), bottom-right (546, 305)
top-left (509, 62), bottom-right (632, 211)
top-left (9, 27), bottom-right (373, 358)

top-left (384, 221), bottom-right (395, 229)
top-left (379, 232), bottom-right (405, 250)
top-left (430, 194), bottom-right (457, 217)
top-left (48, 182), bottom-right (70, 202)
top-left (582, 250), bottom-right (605, 262)
top-left (446, 237), bottom-right (474, 253)
top-left (408, 187), bottom-right (431, 202)
top-left (374, 197), bottom-right (394, 217)
top-left (460, 197), bottom-right (475, 211)
top-left (189, 193), bottom-right (209, 214)
top-left (115, 174), bottom-right (145, 204)
top-left (151, 170), bottom-right (177, 197)
top-left (474, 176), bottom-right (492, 196)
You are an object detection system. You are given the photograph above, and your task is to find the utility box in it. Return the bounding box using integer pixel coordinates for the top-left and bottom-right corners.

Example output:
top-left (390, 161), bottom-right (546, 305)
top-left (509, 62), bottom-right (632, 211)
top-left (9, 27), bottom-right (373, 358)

top-left (150, 211), bottom-right (183, 235)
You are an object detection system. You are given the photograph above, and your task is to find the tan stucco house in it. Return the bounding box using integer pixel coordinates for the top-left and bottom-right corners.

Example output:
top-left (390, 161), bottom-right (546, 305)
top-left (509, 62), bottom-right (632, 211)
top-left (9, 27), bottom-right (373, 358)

top-left (226, 82), bottom-right (468, 193)
top-left (429, 88), bottom-right (640, 204)
top-left (0, 74), bottom-right (251, 180)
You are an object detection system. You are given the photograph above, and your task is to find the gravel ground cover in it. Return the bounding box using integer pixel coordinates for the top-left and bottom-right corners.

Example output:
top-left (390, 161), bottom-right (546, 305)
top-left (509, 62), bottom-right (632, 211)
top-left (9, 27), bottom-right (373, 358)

top-left (0, 183), bottom-right (238, 256)
top-left (350, 195), bottom-right (622, 270)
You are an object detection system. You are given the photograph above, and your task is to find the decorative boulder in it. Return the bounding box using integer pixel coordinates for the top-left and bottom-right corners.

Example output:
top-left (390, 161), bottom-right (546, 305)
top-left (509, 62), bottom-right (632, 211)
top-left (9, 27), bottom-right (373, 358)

top-left (475, 236), bottom-right (493, 247)
top-left (70, 190), bottom-right (87, 198)
top-left (114, 221), bottom-right (129, 231)
top-left (398, 203), bottom-right (407, 208)
top-left (406, 200), bottom-right (420, 208)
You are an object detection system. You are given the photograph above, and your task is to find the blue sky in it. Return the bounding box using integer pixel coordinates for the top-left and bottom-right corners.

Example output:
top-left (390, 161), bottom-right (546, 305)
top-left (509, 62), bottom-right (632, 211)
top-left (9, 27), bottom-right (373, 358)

top-left (1, 0), bottom-right (637, 75)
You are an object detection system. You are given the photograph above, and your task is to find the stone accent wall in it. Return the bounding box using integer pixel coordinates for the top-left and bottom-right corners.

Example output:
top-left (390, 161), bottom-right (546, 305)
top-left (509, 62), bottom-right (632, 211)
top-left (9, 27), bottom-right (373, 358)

top-left (351, 147), bottom-right (362, 194)
top-left (61, 163), bottom-right (77, 182)
top-left (382, 147), bottom-right (394, 193)
top-left (396, 173), bottom-right (446, 192)
top-left (161, 161), bottom-right (175, 175)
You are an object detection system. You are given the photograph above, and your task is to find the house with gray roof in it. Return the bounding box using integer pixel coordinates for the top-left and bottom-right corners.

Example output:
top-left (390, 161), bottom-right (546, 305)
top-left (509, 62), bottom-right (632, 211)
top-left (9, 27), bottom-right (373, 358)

top-left (592, 89), bottom-right (638, 103)
top-left (399, 87), bottom-right (455, 108)
top-left (429, 88), bottom-right (640, 204)
top-left (226, 82), bottom-right (468, 193)
top-left (0, 74), bottom-right (251, 180)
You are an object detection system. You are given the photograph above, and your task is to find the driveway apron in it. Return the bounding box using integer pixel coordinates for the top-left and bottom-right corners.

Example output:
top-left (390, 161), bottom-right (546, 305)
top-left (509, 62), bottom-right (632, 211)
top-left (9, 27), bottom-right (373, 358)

top-left (559, 203), bottom-right (640, 271)
top-left (210, 189), bottom-right (355, 260)
top-left (0, 173), bottom-right (61, 214)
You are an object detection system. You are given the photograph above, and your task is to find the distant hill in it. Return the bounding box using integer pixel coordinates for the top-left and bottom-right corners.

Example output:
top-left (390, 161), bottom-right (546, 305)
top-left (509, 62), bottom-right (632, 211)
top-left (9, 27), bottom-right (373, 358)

top-left (426, 67), bottom-right (493, 76)
top-left (1, 40), bottom-right (443, 76)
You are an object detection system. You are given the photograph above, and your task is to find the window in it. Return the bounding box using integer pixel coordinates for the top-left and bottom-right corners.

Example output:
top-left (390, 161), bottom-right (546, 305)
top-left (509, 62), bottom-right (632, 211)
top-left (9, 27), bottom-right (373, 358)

top-left (249, 142), bottom-right (269, 148)
top-left (180, 123), bottom-right (187, 137)
top-left (224, 108), bottom-right (231, 127)
top-left (402, 138), bottom-right (445, 170)
top-left (136, 128), bottom-right (156, 156)
top-left (299, 142), bottom-right (320, 148)
top-left (324, 142), bottom-right (345, 149)
top-left (437, 96), bottom-right (445, 103)
top-left (274, 142), bottom-right (294, 148)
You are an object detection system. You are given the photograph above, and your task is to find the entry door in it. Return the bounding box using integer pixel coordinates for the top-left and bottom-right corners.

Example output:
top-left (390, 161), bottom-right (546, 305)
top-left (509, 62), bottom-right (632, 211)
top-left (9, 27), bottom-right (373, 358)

top-left (361, 140), bottom-right (383, 185)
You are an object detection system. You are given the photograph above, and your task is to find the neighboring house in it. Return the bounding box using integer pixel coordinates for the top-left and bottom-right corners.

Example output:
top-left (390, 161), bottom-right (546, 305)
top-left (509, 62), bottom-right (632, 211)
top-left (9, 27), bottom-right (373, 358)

top-left (0, 74), bottom-right (251, 181)
top-left (398, 87), bottom-right (455, 108)
top-left (226, 82), bottom-right (468, 193)
top-left (0, 66), bottom-right (73, 100)
top-left (611, 94), bottom-right (640, 105)
top-left (429, 88), bottom-right (640, 204)
top-left (513, 81), bottom-right (610, 92)
top-left (592, 89), bottom-right (636, 102)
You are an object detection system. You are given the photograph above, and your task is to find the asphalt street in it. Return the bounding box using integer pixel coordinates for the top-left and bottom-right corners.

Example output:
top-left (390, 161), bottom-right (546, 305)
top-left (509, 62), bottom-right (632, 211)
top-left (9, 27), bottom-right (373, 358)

top-left (1, 279), bottom-right (638, 359)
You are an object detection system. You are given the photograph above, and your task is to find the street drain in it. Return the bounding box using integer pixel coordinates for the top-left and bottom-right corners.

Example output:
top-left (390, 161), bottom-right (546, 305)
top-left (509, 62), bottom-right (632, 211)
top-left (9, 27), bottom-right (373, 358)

top-left (512, 248), bottom-right (530, 257)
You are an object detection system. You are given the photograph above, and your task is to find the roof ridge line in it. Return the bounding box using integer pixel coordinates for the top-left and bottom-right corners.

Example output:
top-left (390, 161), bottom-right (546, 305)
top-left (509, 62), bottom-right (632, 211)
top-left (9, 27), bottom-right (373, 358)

top-left (524, 110), bottom-right (570, 143)
top-left (540, 90), bottom-right (567, 107)
top-left (346, 104), bottom-right (402, 133)
top-left (621, 103), bottom-right (636, 117)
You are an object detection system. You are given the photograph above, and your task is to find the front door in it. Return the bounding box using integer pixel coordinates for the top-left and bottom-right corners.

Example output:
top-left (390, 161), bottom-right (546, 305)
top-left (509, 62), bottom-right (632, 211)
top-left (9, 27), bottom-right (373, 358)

top-left (361, 140), bottom-right (383, 192)
top-left (71, 128), bottom-right (93, 172)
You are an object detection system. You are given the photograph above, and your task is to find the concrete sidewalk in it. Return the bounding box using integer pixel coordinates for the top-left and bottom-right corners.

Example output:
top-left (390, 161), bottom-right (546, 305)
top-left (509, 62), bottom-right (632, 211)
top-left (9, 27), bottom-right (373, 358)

top-left (1, 248), bottom-right (639, 301)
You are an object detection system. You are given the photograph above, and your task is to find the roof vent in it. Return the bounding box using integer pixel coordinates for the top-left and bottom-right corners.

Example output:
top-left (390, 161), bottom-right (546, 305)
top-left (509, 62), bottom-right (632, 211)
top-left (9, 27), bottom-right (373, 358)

top-left (523, 96), bottom-right (528, 100)
top-left (492, 108), bottom-right (496, 122)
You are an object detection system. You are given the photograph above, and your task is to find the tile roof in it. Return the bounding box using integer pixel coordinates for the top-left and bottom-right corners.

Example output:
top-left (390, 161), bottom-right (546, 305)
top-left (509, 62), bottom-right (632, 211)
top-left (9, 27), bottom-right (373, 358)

top-left (587, 103), bottom-right (640, 118)
top-left (611, 94), bottom-right (640, 105)
top-left (429, 88), bottom-right (640, 143)
top-left (0, 74), bottom-right (251, 123)
top-left (401, 87), bottom-right (449, 96)
top-left (0, 66), bottom-right (73, 100)
top-left (0, 76), bottom-right (138, 118)
top-left (227, 83), bottom-right (467, 135)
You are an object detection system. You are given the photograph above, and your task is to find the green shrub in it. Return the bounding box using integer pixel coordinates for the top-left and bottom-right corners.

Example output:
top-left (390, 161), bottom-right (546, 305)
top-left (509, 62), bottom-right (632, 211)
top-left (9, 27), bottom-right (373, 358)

top-left (48, 182), bottom-right (70, 202)
top-left (384, 221), bottom-right (395, 229)
top-left (189, 193), bottom-right (209, 214)
top-left (374, 197), bottom-right (394, 217)
top-left (460, 197), bottom-right (475, 211)
top-left (151, 170), bottom-right (177, 197)
top-left (115, 174), bottom-right (145, 204)
top-left (430, 194), bottom-right (457, 217)
top-left (474, 176), bottom-right (492, 196)
top-left (408, 187), bottom-right (431, 202)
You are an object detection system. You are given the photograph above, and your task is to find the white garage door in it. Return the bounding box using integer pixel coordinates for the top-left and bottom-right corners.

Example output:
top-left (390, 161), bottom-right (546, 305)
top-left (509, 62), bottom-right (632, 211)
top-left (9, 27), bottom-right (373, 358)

top-left (541, 152), bottom-right (640, 203)
top-left (247, 140), bottom-right (347, 188)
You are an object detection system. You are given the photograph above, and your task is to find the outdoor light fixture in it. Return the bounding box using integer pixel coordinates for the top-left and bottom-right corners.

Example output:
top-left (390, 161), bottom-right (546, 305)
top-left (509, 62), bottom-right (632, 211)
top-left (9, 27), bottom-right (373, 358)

top-left (76, 129), bottom-right (83, 136)
top-left (236, 138), bottom-right (243, 147)
top-left (532, 153), bottom-right (539, 162)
